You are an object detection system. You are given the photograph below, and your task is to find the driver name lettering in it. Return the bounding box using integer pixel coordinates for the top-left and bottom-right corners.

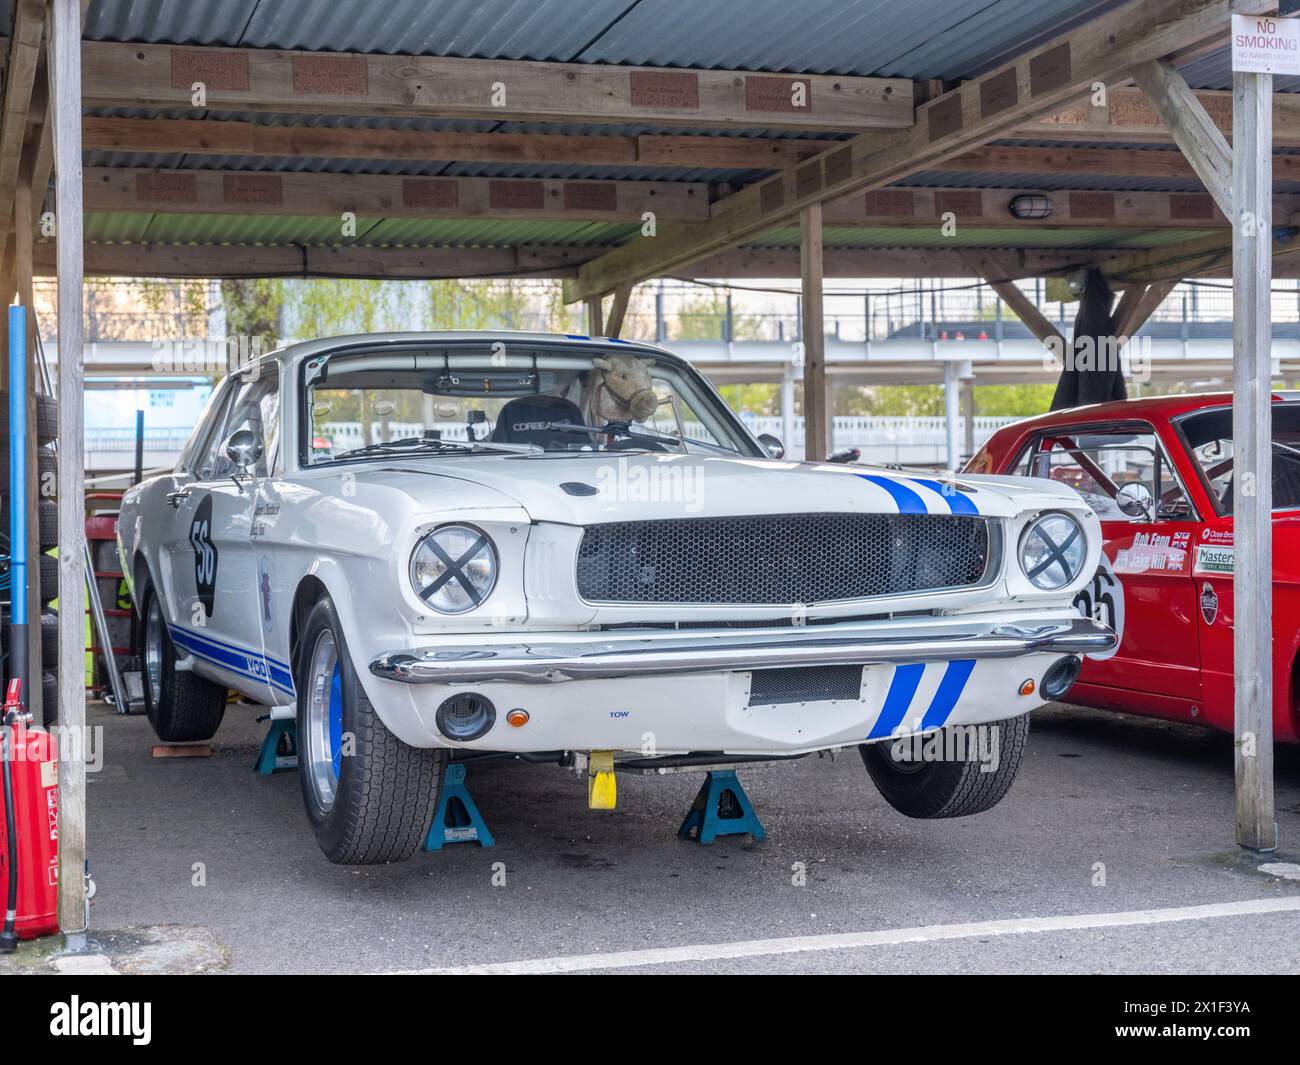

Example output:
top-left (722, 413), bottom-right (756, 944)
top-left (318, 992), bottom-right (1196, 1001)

top-left (1113, 531), bottom-right (1185, 574)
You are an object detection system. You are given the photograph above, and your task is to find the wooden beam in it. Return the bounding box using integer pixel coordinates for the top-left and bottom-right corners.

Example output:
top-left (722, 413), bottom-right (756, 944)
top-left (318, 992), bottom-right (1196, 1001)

top-left (822, 186), bottom-right (1243, 228)
top-left (928, 143), bottom-right (1300, 184)
top-left (604, 285), bottom-right (632, 338)
top-left (1017, 85), bottom-right (1300, 146)
top-left (1130, 59), bottom-right (1232, 215)
top-left (0, 2), bottom-right (47, 262)
top-left (89, 168), bottom-right (1263, 230)
top-left (1111, 280), bottom-right (1176, 337)
top-left (565, 0), bottom-right (1245, 303)
top-left (84, 167), bottom-right (709, 223)
top-left (82, 40), bottom-right (912, 132)
top-left (82, 116), bottom-right (827, 172)
top-left (52, 0), bottom-right (86, 935)
top-left (34, 240), bottom-right (1150, 281)
top-left (963, 252), bottom-right (1067, 351)
top-left (801, 203), bottom-right (828, 462)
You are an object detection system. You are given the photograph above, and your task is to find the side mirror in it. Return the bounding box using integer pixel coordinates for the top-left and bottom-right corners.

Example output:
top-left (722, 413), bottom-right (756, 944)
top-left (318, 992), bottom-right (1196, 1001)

top-left (1116, 481), bottom-right (1153, 520)
top-left (757, 433), bottom-right (784, 459)
top-left (225, 428), bottom-right (264, 474)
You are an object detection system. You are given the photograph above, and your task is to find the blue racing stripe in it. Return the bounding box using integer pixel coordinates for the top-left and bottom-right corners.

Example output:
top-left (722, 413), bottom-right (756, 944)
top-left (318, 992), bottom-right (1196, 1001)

top-left (170, 625), bottom-right (295, 695)
top-left (857, 474), bottom-right (927, 514)
top-left (919, 659), bottom-right (976, 731)
top-left (908, 477), bottom-right (980, 516)
top-left (867, 662), bottom-right (926, 739)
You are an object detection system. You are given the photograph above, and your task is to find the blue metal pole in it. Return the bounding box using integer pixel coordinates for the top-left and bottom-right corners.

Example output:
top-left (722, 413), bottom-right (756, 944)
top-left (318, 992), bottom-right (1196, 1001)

top-left (8, 304), bottom-right (28, 699)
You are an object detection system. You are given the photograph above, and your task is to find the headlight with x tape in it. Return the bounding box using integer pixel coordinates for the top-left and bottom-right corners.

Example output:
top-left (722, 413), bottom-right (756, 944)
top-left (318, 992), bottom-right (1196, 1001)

top-left (410, 524), bottom-right (499, 614)
top-left (1018, 511), bottom-right (1086, 591)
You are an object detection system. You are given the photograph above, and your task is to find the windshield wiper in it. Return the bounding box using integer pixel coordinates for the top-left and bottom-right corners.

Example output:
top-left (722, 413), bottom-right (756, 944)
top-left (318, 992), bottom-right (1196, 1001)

top-left (334, 436), bottom-right (538, 461)
top-left (540, 420), bottom-right (741, 455)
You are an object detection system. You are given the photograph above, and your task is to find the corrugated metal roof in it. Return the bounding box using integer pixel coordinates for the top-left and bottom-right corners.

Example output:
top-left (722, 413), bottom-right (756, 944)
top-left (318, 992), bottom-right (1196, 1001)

top-left (79, 0), bottom-right (1125, 80)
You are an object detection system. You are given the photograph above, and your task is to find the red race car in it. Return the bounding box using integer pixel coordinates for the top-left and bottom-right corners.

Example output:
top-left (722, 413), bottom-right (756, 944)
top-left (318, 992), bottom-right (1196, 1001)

top-left (967, 392), bottom-right (1300, 742)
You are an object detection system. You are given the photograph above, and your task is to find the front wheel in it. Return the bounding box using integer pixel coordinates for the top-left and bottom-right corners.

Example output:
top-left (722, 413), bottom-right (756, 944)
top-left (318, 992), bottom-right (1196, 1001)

top-left (859, 712), bottom-right (1030, 818)
top-left (295, 594), bottom-right (445, 864)
top-left (141, 579), bottom-right (226, 742)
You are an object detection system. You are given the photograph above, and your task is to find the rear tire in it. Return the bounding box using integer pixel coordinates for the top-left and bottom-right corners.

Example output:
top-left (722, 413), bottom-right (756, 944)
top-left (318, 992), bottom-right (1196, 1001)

top-left (294, 594), bottom-right (444, 864)
top-left (859, 712), bottom-right (1030, 818)
top-left (140, 578), bottom-right (225, 742)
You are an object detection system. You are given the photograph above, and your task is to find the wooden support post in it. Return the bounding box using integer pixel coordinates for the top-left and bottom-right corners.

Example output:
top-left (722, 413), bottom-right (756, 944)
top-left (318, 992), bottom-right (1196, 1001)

top-left (52, 0), bottom-right (87, 932)
top-left (14, 152), bottom-right (40, 725)
top-left (585, 296), bottom-right (604, 338)
top-left (604, 284), bottom-right (632, 339)
top-left (1232, 53), bottom-right (1277, 853)
top-left (1112, 281), bottom-right (1177, 342)
top-left (800, 203), bottom-right (828, 462)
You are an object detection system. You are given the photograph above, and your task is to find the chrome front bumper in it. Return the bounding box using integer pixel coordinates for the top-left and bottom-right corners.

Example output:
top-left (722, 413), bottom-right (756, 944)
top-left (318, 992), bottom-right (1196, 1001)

top-left (369, 615), bottom-right (1115, 686)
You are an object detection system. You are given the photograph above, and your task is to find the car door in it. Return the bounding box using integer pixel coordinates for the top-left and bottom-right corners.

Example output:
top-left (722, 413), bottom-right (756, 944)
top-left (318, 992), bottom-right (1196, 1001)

top-left (1017, 425), bottom-right (1203, 703)
top-left (158, 365), bottom-right (280, 702)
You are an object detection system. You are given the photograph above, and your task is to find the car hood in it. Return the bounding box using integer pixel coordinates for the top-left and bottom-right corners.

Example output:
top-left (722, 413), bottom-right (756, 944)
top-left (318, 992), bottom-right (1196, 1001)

top-left (380, 453), bottom-right (1075, 525)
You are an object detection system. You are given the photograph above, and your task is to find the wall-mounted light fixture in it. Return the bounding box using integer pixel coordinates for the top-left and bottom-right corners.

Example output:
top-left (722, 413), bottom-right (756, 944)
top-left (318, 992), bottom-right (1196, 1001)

top-left (1008, 193), bottom-right (1054, 220)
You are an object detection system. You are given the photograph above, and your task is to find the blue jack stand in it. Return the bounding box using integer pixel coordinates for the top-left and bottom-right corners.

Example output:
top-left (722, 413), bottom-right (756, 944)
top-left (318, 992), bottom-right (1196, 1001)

top-left (254, 717), bottom-right (298, 775)
top-left (678, 770), bottom-right (765, 844)
top-left (424, 763), bottom-right (494, 850)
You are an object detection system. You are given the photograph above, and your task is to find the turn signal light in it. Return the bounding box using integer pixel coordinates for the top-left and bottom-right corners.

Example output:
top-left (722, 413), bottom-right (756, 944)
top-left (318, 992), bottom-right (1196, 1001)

top-left (506, 708), bottom-right (530, 727)
top-left (1018, 679), bottom-right (1035, 697)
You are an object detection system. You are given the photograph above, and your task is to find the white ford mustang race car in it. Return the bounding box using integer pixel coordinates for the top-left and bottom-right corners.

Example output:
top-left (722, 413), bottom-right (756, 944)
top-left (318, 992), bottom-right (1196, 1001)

top-left (118, 332), bottom-right (1115, 863)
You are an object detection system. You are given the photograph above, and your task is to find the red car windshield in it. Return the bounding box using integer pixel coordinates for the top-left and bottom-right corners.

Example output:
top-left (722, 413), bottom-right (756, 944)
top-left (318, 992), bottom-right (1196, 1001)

top-left (1179, 404), bottom-right (1300, 514)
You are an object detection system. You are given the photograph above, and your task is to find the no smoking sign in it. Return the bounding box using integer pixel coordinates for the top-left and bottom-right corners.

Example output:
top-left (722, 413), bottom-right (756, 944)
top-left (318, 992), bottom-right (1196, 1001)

top-left (1232, 13), bottom-right (1300, 75)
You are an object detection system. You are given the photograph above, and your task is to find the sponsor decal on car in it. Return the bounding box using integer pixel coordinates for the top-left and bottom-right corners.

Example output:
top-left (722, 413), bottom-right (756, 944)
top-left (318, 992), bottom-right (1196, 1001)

top-left (1194, 544), bottom-right (1234, 574)
top-left (1200, 581), bottom-right (1220, 625)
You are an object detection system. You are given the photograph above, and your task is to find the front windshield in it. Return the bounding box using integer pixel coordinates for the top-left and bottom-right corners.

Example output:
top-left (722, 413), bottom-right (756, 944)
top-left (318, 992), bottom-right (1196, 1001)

top-left (1180, 404), bottom-right (1300, 514)
top-left (302, 344), bottom-right (758, 464)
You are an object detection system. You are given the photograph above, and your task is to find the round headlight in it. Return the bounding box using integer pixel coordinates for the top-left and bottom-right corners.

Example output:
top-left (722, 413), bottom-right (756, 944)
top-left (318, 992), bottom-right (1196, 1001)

top-left (1019, 512), bottom-right (1085, 591)
top-left (410, 525), bottom-right (497, 613)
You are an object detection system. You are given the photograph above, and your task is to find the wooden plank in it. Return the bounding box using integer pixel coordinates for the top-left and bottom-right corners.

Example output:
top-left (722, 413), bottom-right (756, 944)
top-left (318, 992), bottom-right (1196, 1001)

top-left (1017, 85), bottom-right (1300, 146)
top-left (84, 167), bottom-right (710, 223)
top-left (565, 0), bottom-right (1245, 302)
top-left (0, 2), bottom-right (48, 263)
top-left (82, 116), bottom-right (825, 171)
top-left (32, 240), bottom-right (1145, 280)
top-left (1232, 62), bottom-right (1277, 853)
top-left (821, 186), bottom-right (1245, 228)
top-left (52, 0), bottom-right (86, 935)
top-left (81, 40), bottom-right (913, 132)
top-left (801, 203), bottom-right (828, 463)
top-left (928, 143), bottom-right (1300, 183)
top-left (1130, 59), bottom-right (1231, 215)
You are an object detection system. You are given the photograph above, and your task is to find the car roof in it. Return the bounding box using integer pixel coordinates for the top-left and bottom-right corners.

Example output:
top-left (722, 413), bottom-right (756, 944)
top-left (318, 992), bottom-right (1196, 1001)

top-left (993, 391), bottom-right (1300, 436)
top-left (257, 330), bottom-right (680, 367)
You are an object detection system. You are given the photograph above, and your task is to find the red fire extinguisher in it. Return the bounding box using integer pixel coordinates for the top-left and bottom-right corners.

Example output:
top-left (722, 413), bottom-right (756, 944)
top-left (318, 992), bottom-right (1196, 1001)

top-left (0, 679), bottom-right (58, 948)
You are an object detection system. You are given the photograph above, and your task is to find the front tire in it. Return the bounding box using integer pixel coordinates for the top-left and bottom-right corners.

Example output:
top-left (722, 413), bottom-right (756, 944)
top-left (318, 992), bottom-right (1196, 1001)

top-left (859, 712), bottom-right (1030, 818)
top-left (141, 579), bottom-right (226, 742)
top-left (295, 594), bottom-right (444, 864)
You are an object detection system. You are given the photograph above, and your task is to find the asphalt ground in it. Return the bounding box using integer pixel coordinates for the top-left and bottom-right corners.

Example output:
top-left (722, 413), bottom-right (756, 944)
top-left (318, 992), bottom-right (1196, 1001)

top-left (12, 697), bottom-right (1300, 975)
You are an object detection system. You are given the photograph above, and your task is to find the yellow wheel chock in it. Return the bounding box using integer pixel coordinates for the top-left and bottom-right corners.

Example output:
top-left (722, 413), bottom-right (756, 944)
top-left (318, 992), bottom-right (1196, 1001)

top-left (588, 751), bottom-right (617, 809)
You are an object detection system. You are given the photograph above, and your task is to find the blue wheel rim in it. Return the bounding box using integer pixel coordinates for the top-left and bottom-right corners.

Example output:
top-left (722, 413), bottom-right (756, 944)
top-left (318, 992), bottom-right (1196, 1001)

top-left (328, 664), bottom-right (343, 780)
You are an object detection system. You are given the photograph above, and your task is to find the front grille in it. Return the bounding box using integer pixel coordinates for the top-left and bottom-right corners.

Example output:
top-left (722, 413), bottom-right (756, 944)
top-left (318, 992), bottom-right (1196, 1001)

top-left (576, 512), bottom-right (994, 605)
top-left (749, 665), bottom-right (865, 706)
